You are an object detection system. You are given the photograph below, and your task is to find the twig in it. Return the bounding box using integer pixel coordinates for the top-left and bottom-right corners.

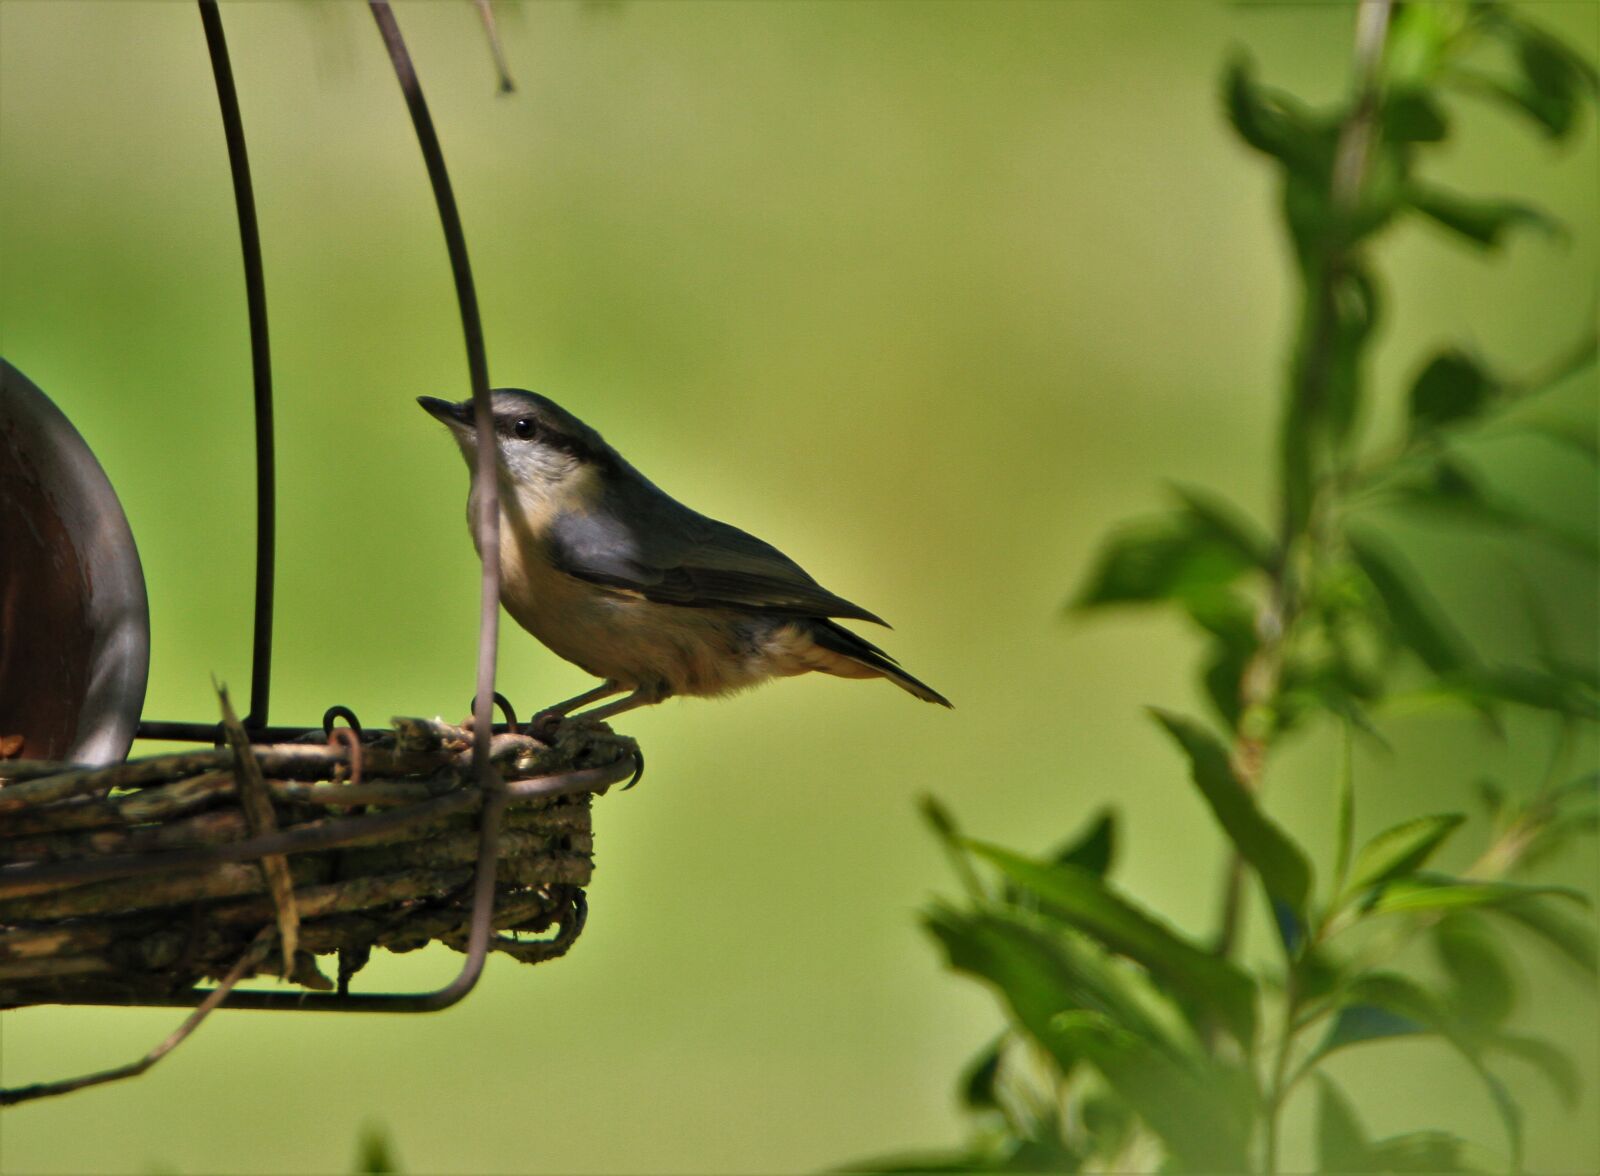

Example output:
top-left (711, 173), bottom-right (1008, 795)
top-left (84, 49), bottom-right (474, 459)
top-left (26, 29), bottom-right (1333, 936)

top-left (37, 887), bottom-right (585, 1012)
top-left (0, 927), bottom-right (275, 1106)
top-left (474, 0), bottom-right (516, 93)
top-left (1, 783), bottom-right (588, 864)
top-left (0, 751), bottom-right (231, 814)
top-left (0, 755), bottom-right (629, 906)
top-left (219, 687), bottom-right (299, 973)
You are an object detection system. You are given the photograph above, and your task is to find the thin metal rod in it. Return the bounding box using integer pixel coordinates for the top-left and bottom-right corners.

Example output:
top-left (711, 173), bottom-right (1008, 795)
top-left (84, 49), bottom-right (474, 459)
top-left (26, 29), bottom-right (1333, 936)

top-left (133, 719), bottom-right (521, 745)
top-left (367, 1), bottom-right (499, 778)
top-left (368, 0), bottom-right (503, 1013)
top-left (198, 1), bottom-right (276, 731)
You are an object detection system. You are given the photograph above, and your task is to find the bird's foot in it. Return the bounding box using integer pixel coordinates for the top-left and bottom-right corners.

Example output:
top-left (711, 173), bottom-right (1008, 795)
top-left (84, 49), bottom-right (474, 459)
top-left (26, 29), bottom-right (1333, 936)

top-left (530, 708), bottom-right (566, 743)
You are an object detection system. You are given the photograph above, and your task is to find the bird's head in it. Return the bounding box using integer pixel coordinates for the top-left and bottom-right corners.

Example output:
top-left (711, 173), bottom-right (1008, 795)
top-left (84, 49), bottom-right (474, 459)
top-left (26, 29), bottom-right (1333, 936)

top-left (418, 389), bottom-right (613, 510)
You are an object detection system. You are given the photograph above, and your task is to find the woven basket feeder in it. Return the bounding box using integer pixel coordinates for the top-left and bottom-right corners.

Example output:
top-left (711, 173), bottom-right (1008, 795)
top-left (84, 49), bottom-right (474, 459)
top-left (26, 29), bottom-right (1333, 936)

top-left (0, 717), bottom-right (638, 1008)
top-left (0, 8), bottom-right (600, 1084)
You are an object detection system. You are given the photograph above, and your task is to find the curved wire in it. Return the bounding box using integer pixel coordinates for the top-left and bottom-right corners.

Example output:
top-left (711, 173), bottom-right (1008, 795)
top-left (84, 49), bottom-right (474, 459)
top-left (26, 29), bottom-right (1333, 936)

top-left (367, 0), bottom-right (503, 1013)
top-left (197, 0), bottom-right (275, 732)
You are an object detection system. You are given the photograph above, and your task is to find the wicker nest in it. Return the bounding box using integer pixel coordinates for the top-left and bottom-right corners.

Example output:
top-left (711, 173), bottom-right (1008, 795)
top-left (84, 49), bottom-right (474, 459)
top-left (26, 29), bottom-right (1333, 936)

top-left (0, 716), bottom-right (638, 1007)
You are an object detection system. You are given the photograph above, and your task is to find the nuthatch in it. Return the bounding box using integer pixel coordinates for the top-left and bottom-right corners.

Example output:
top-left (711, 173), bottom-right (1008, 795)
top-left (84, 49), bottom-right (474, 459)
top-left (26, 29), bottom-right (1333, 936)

top-left (419, 390), bottom-right (951, 724)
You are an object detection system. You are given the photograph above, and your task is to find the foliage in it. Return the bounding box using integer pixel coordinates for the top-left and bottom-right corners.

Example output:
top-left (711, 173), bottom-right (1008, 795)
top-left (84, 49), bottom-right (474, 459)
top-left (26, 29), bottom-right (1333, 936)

top-left (857, 3), bottom-right (1597, 1172)
top-left (354, 1122), bottom-right (401, 1175)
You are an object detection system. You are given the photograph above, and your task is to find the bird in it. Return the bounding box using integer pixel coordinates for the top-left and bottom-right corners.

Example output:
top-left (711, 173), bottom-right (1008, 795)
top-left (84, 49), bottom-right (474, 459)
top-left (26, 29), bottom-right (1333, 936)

top-left (418, 389), bottom-right (951, 726)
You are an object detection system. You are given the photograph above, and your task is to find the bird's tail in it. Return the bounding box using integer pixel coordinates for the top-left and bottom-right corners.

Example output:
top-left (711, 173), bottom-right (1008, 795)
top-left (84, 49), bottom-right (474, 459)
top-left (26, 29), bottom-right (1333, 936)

top-left (810, 620), bottom-right (953, 708)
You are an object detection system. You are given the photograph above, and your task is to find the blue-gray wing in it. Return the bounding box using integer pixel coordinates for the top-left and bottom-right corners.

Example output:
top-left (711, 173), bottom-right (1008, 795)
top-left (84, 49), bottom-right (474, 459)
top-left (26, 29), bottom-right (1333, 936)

top-left (547, 477), bottom-right (888, 626)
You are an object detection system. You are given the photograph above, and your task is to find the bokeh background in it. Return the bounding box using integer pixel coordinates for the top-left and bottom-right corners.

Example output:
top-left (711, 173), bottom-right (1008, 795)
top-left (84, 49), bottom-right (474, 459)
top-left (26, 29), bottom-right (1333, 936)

top-left (1, 1), bottom-right (1594, 1172)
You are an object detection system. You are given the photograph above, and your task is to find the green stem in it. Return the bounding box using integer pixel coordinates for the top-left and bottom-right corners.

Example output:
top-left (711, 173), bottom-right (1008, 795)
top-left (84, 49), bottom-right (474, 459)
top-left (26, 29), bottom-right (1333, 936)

top-left (1262, 975), bottom-right (1302, 1174)
top-left (1216, 0), bottom-right (1395, 968)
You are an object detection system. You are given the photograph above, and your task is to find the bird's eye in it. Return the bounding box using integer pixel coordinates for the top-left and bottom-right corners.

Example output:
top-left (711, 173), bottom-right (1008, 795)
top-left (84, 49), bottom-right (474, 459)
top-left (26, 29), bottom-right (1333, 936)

top-left (512, 418), bottom-right (537, 440)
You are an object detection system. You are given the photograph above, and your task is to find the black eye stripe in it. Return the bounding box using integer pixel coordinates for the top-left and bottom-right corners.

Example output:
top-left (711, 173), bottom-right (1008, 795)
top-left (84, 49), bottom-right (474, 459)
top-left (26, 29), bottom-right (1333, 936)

top-left (497, 413), bottom-right (597, 462)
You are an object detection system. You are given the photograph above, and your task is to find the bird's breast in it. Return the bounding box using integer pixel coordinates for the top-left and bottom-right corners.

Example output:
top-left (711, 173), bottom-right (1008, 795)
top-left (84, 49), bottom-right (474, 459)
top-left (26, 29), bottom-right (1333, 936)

top-left (489, 517), bottom-right (773, 697)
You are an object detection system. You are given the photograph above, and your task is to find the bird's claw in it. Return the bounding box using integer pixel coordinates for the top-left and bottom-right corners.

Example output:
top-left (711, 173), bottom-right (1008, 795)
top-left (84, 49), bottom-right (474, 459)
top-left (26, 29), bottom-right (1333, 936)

top-left (622, 746), bottom-right (645, 790)
top-left (529, 708), bottom-right (566, 742)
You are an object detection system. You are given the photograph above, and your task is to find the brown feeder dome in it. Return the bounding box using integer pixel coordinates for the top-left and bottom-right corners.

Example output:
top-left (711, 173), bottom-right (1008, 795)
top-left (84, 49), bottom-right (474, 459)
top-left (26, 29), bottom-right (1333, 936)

top-left (0, 361), bottom-right (150, 765)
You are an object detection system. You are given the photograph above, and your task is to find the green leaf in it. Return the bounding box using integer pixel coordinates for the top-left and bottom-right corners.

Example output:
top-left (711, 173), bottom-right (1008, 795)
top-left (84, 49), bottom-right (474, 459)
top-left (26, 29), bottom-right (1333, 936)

top-left (1393, 667), bottom-right (1600, 727)
top-left (1364, 1132), bottom-right (1481, 1172)
top-left (1466, 8), bottom-right (1599, 140)
top-left (1079, 1091), bottom-right (1137, 1162)
top-left (1052, 1011), bottom-right (1254, 1173)
top-left (1202, 639), bottom-right (1253, 732)
top-left (920, 794), bottom-right (960, 842)
top-left (1475, 778), bottom-right (1508, 821)
top-left (1167, 483), bottom-right (1274, 569)
top-left (1315, 1074), bottom-right (1373, 1173)
top-left (968, 840), bottom-right (1259, 1045)
top-left (1489, 1032), bottom-right (1580, 1110)
top-left (1392, 459), bottom-right (1600, 560)
top-left (1550, 771), bottom-right (1600, 809)
top-left (1407, 349), bottom-right (1499, 435)
top-left (1318, 997), bottom-right (1427, 1056)
top-left (921, 794), bottom-right (987, 902)
top-left (1186, 590), bottom-right (1259, 730)
top-left (1346, 530), bottom-right (1475, 676)
top-left (1386, 1), bottom-right (1459, 89)
top-left (1344, 813), bottom-right (1466, 899)
top-left (1493, 898), bottom-right (1598, 975)
top-left (1294, 945), bottom-right (1353, 1008)
top-left (924, 905), bottom-right (1203, 1067)
top-left (1518, 415), bottom-right (1599, 461)
top-left (1292, 668), bottom-right (1387, 747)
top-left (1050, 809), bottom-right (1116, 877)
top-left (1457, 666), bottom-right (1600, 720)
top-left (1507, 23), bottom-right (1596, 139)
top-left (1408, 184), bottom-right (1561, 249)
top-left (1070, 518), bottom-right (1252, 610)
top-left (959, 1035), bottom-right (1006, 1111)
top-left (1149, 710), bottom-right (1313, 941)
top-left (1372, 873), bottom-right (1588, 916)
top-left (1383, 91), bottom-right (1449, 141)
top-left (1311, 973), bottom-right (1521, 1166)
top-left (1223, 55), bottom-right (1315, 167)
top-left (1433, 914), bottom-right (1516, 1030)
top-left (355, 1124), bottom-right (400, 1176)
top-left (844, 1145), bottom-right (1035, 1173)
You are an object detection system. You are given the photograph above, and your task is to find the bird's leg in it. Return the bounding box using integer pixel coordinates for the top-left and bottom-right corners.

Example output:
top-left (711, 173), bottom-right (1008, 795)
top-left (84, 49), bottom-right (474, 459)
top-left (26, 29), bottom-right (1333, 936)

top-left (531, 680), bottom-right (623, 739)
top-left (544, 680), bottom-right (625, 717)
top-left (569, 685), bottom-right (670, 725)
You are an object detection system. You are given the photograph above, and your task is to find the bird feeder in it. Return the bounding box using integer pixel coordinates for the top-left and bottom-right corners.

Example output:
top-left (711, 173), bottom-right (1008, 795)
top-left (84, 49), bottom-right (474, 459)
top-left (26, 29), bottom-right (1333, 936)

top-left (0, 3), bottom-right (633, 1102)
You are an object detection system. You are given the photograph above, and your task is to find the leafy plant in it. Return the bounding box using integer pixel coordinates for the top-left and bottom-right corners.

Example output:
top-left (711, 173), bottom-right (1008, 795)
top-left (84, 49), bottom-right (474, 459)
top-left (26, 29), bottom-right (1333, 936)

top-left (857, 3), bottom-right (1597, 1172)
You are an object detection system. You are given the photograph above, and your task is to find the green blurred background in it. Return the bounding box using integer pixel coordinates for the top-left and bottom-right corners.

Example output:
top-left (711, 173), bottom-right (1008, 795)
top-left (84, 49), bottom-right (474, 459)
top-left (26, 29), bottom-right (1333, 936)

top-left (1, 1), bottom-right (1594, 1172)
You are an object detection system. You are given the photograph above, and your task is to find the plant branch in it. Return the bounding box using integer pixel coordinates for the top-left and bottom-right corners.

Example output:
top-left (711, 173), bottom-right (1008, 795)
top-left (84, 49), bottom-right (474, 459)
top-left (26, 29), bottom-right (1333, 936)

top-left (1261, 973), bottom-right (1301, 1174)
top-left (1214, 0), bottom-right (1395, 964)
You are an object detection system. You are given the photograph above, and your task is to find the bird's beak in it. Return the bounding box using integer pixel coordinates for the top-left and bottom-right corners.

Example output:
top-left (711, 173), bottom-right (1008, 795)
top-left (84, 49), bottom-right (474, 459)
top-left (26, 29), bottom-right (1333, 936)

top-left (417, 395), bottom-right (472, 431)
